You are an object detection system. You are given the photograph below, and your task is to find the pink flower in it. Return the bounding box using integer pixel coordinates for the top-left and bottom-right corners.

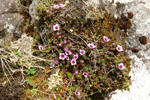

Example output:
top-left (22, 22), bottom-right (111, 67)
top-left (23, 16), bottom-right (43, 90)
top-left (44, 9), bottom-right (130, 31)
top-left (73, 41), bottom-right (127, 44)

top-left (73, 54), bottom-right (78, 60)
top-left (54, 5), bottom-right (60, 9)
top-left (58, 36), bottom-right (61, 39)
top-left (59, 53), bottom-right (66, 60)
top-left (53, 24), bottom-right (60, 31)
top-left (82, 72), bottom-right (88, 77)
top-left (55, 61), bottom-right (59, 65)
top-left (116, 45), bottom-right (123, 52)
top-left (88, 43), bottom-right (96, 49)
top-left (64, 48), bottom-right (68, 51)
top-left (64, 40), bottom-right (67, 44)
top-left (103, 36), bottom-right (109, 42)
top-left (60, 4), bottom-right (65, 8)
top-left (80, 49), bottom-right (85, 55)
top-left (65, 50), bottom-right (72, 55)
top-left (71, 59), bottom-right (77, 65)
top-left (75, 71), bottom-right (78, 74)
top-left (39, 45), bottom-right (43, 50)
top-left (118, 63), bottom-right (125, 70)
top-left (65, 56), bottom-right (69, 60)
top-left (56, 32), bottom-right (60, 35)
top-left (58, 44), bottom-right (62, 47)
top-left (75, 91), bottom-right (80, 96)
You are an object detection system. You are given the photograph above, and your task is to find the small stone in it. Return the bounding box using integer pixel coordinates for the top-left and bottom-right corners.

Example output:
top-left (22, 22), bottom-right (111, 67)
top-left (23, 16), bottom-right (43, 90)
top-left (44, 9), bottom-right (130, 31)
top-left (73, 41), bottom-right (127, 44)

top-left (137, 52), bottom-right (144, 58)
top-left (139, 36), bottom-right (147, 45)
top-left (128, 12), bottom-right (134, 19)
top-left (131, 47), bottom-right (140, 53)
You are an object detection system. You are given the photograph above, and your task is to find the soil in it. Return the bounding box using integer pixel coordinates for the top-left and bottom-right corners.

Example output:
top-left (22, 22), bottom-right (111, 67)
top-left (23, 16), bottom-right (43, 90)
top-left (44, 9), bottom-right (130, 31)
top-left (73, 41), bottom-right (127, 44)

top-left (0, 82), bottom-right (24, 100)
top-left (0, 64), bottom-right (25, 100)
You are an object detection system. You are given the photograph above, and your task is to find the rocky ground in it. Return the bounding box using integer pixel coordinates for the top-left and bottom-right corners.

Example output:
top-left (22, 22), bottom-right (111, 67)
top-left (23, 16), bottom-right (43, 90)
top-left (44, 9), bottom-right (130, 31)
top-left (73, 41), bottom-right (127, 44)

top-left (0, 0), bottom-right (24, 40)
top-left (110, 0), bottom-right (150, 100)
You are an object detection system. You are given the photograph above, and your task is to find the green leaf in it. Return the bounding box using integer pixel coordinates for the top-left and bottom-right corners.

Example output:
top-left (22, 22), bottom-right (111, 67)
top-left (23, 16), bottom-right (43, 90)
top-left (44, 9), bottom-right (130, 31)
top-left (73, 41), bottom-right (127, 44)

top-left (59, 85), bottom-right (62, 88)
top-left (71, 87), bottom-right (75, 90)
top-left (76, 75), bottom-right (81, 78)
top-left (21, 59), bottom-right (25, 63)
top-left (68, 88), bottom-right (70, 92)
top-left (57, 97), bottom-right (61, 100)
top-left (84, 35), bottom-right (88, 39)
top-left (26, 68), bottom-right (36, 75)
top-left (83, 54), bottom-right (86, 58)
top-left (90, 92), bottom-right (94, 95)
top-left (60, 63), bottom-right (63, 67)
top-left (30, 69), bottom-right (36, 75)
top-left (87, 58), bottom-right (90, 60)
top-left (99, 76), bottom-right (103, 80)
top-left (43, 49), bottom-right (49, 53)
top-left (67, 72), bottom-right (72, 77)
top-left (31, 89), bottom-right (37, 95)
top-left (35, 35), bottom-right (39, 40)
top-left (68, 78), bottom-right (71, 81)
top-left (115, 60), bottom-right (119, 64)
top-left (106, 56), bottom-right (110, 59)
top-left (102, 62), bottom-right (105, 65)
top-left (55, 87), bottom-right (59, 91)
top-left (84, 67), bottom-right (88, 71)
top-left (15, 51), bottom-right (19, 55)
top-left (51, 20), bottom-right (54, 23)
top-left (73, 17), bottom-right (76, 20)
top-left (17, 4), bottom-right (21, 8)
top-left (46, 55), bottom-right (49, 59)
top-left (58, 50), bottom-right (62, 53)
top-left (100, 49), bottom-right (103, 52)
top-left (26, 76), bottom-right (32, 83)
top-left (102, 59), bottom-right (105, 62)
top-left (87, 87), bottom-right (90, 90)
top-left (99, 61), bottom-right (101, 63)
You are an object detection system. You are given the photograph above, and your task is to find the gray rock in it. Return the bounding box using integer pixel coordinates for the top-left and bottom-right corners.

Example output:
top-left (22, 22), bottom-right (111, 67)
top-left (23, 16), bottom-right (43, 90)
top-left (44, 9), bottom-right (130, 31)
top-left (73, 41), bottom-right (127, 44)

top-left (0, 0), bottom-right (24, 40)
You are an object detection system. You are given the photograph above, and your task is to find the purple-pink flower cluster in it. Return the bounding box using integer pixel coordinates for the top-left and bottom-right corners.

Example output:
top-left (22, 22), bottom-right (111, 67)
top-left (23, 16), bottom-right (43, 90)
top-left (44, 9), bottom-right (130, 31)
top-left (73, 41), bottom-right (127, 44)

top-left (54, 3), bottom-right (65, 9)
top-left (57, 48), bottom-right (86, 66)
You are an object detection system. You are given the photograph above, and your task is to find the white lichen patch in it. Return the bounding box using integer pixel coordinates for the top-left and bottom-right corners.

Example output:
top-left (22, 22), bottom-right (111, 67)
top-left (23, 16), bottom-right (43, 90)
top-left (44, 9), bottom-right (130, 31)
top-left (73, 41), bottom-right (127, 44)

top-left (48, 69), bottom-right (63, 90)
top-left (4, 22), bottom-right (15, 33)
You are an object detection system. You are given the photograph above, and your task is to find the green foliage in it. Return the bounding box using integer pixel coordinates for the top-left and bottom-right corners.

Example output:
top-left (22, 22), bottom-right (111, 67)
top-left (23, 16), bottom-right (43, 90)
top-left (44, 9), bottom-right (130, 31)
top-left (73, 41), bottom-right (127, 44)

top-left (84, 67), bottom-right (88, 71)
top-left (55, 87), bottom-right (59, 91)
top-left (115, 60), bottom-right (119, 64)
top-left (36, 3), bottom-right (47, 18)
top-left (30, 89), bottom-right (37, 95)
top-left (35, 35), bottom-right (39, 40)
top-left (15, 51), bottom-right (19, 55)
top-left (67, 72), bottom-right (72, 77)
top-left (57, 97), bottom-right (61, 100)
top-left (99, 76), bottom-right (103, 80)
top-left (26, 68), bottom-right (36, 75)
top-left (31, 1), bottom-right (133, 99)
top-left (26, 76), bottom-right (32, 83)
